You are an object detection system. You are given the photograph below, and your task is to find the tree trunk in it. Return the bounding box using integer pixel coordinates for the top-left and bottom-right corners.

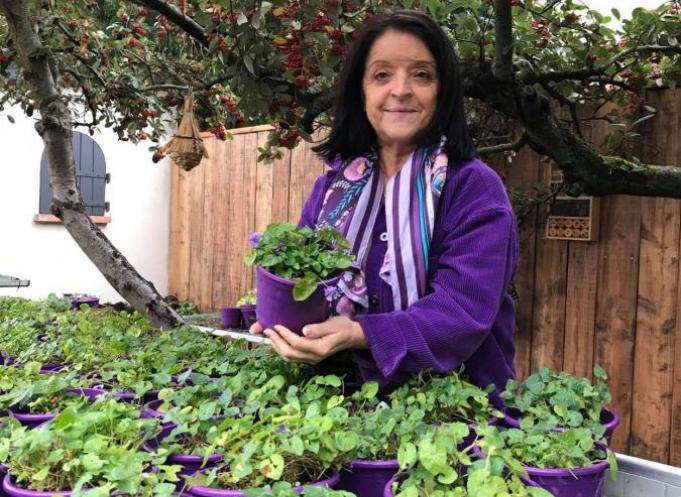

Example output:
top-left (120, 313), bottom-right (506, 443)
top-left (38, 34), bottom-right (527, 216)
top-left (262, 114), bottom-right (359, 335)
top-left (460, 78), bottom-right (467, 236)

top-left (0, 0), bottom-right (181, 328)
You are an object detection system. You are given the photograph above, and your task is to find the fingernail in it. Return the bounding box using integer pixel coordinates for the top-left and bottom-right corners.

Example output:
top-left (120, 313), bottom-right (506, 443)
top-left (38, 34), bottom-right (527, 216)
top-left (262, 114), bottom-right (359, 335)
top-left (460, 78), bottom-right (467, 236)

top-left (302, 327), bottom-right (309, 336)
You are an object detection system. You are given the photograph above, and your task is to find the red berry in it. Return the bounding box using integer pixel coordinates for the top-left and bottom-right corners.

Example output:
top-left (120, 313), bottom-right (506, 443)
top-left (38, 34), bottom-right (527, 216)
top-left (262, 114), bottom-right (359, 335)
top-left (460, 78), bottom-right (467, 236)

top-left (0, 54), bottom-right (8, 63)
top-left (330, 44), bottom-right (345, 56)
top-left (156, 27), bottom-right (167, 38)
top-left (152, 151), bottom-right (165, 163)
top-left (119, 13), bottom-right (129, 23)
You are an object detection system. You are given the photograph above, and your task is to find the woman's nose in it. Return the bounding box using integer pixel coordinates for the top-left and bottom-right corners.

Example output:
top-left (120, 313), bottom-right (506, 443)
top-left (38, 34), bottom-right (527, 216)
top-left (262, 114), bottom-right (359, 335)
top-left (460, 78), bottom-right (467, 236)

top-left (390, 74), bottom-right (412, 98)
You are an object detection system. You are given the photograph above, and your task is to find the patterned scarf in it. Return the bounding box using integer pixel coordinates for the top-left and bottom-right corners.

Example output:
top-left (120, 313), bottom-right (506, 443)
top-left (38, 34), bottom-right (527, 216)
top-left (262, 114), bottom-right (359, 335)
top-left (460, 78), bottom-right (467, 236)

top-left (317, 136), bottom-right (448, 315)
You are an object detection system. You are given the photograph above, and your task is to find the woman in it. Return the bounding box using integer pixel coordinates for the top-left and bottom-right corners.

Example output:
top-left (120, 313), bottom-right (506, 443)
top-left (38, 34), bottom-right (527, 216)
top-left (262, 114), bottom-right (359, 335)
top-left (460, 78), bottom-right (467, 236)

top-left (251, 10), bottom-right (518, 407)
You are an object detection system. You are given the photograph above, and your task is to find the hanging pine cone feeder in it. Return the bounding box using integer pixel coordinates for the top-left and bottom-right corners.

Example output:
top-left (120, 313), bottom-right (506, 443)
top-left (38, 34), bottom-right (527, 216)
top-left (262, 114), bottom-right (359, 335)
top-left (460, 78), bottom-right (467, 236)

top-left (160, 94), bottom-right (209, 172)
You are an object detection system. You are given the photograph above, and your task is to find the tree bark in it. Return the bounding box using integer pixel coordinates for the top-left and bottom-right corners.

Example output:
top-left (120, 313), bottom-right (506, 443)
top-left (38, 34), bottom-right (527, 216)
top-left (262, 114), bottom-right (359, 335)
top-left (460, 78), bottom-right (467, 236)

top-left (0, 0), bottom-right (181, 328)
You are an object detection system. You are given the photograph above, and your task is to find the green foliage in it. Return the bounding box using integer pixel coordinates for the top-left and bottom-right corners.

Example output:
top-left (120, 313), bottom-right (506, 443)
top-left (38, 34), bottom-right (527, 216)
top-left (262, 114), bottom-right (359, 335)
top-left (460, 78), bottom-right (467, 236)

top-left (0, 399), bottom-right (171, 496)
top-left (245, 223), bottom-right (354, 301)
top-left (237, 289), bottom-right (258, 306)
top-left (501, 366), bottom-right (612, 439)
top-left (1, 0), bottom-right (678, 163)
top-left (0, 365), bottom-right (90, 414)
top-left (0, 297), bottom-right (618, 495)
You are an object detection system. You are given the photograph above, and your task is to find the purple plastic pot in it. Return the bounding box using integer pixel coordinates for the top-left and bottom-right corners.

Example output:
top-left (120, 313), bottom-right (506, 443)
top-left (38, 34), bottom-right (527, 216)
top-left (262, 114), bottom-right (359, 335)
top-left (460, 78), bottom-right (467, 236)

top-left (8, 410), bottom-right (56, 429)
top-left (188, 470), bottom-right (339, 497)
top-left (220, 307), bottom-right (243, 329)
top-left (382, 474), bottom-right (408, 497)
top-left (601, 408), bottom-right (620, 444)
top-left (64, 294), bottom-right (99, 310)
top-left (142, 400), bottom-right (177, 441)
top-left (0, 465), bottom-right (7, 497)
top-left (255, 267), bottom-right (340, 334)
top-left (9, 388), bottom-right (104, 428)
top-left (39, 363), bottom-right (66, 374)
top-left (3, 474), bottom-right (72, 497)
top-left (239, 305), bottom-right (257, 329)
top-left (143, 441), bottom-right (222, 476)
top-left (337, 460), bottom-right (399, 497)
top-left (522, 457), bottom-right (609, 497)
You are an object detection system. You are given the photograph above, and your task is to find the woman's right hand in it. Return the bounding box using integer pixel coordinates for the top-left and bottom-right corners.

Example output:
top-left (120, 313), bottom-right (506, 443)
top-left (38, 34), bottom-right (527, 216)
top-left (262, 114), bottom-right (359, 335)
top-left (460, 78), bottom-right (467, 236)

top-left (249, 321), bottom-right (264, 334)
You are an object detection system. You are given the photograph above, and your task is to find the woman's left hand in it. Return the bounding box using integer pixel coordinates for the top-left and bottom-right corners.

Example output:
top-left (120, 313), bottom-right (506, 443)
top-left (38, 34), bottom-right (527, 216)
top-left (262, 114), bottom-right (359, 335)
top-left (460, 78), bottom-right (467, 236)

top-left (263, 316), bottom-right (368, 365)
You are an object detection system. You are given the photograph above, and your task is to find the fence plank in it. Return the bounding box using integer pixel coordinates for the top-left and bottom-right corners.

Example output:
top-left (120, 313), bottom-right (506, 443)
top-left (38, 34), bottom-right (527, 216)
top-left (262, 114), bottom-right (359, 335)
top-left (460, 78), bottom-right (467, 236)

top-left (563, 241), bottom-right (599, 379)
top-left (186, 155), bottom-right (206, 310)
top-left (197, 141), bottom-right (218, 311)
top-left (530, 160), bottom-right (568, 371)
top-left (209, 137), bottom-right (231, 310)
top-left (670, 91), bottom-right (681, 467)
top-left (503, 147), bottom-right (540, 381)
top-left (631, 90), bottom-right (680, 463)
top-left (168, 165), bottom-right (191, 300)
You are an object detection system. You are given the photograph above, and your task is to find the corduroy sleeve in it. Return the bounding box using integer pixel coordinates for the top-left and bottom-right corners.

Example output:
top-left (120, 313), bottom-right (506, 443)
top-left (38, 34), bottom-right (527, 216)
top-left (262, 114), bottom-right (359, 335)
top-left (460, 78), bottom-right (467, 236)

top-left (355, 206), bottom-right (518, 380)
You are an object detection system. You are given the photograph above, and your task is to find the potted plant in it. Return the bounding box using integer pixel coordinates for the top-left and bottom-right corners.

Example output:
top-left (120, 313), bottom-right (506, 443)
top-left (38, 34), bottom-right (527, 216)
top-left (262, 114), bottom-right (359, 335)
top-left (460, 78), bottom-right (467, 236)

top-left (474, 423), bottom-right (616, 497)
top-left (0, 364), bottom-right (97, 428)
top-left (501, 366), bottom-right (619, 443)
top-left (187, 376), bottom-right (355, 494)
top-left (235, 290), bottom-right (257, 329)
top-left (141, 376), bottom-right (250, 477)
top-left (244, 223), bottom-right (354, 333)
top-left (384, 421), bottom-right (551, 497)
top-left (0, 399), bottom-right (177, 497)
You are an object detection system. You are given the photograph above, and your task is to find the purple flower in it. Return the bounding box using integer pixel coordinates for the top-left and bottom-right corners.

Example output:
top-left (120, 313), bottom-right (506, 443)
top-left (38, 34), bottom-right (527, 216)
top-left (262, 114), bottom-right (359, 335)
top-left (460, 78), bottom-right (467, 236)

top-left (248, 232), bottom-right (261, 248)
top-left (324, 284), bottom-right (337, 301)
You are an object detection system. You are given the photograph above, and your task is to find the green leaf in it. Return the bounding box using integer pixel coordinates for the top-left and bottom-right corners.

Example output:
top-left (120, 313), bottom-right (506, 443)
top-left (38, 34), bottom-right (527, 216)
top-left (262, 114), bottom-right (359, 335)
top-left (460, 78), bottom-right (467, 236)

top-left (32, 466), bottom-right (50, 482)
top-left (292, 273), bottom-right (317, 301)
top-left (199, 401), bottom-right (217, 421)
top-left (398, 442), bottom-right (417, 469)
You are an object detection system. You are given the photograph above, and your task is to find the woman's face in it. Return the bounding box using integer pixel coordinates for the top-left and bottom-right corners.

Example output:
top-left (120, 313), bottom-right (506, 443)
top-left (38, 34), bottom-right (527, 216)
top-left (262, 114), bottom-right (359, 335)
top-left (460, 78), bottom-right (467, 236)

top-left (362, 30), bottom-right (438, 151)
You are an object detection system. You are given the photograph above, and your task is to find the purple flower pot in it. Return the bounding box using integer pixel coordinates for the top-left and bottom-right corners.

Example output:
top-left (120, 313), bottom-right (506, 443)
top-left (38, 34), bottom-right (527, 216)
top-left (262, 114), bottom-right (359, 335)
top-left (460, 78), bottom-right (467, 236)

top-left (522, 458), bottom-right (609, 497)
top-left (143, 442), bottom-right (222, 476)
top-left (188, 470), bottom-right (339, 497)
top-left (64, 294), bottom-right (99, 310)
top-left (239, 305), bottom-right (257, 329)
top-left (337, 460), bottom-right (399, 497)
top-left (9, 388), bottom-right (103, 428)
top-left (255, 267), bottom-right (340, 334)
top-left (39, 363), bottom-right (66, 374)
top-left (8, 411), bottom-right (56, 429)
top-left (601, 408), bottom-right (620, 444)
top-left (0, 465), bottom-right (7, 497)
top-left (2, 474), bottom-right (72, 497)
top-left (220, 307), bottom-right (242, 329)
top-left (142, 400), bottom-right (177, 441)
top-left (382, 474), bottom-right (408, 497)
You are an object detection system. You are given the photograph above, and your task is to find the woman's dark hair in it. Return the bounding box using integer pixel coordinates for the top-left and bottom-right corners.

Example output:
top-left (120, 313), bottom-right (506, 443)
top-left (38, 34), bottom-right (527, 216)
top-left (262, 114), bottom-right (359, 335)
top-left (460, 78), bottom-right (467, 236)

top-left (313, 10), bottom-right (476, 164)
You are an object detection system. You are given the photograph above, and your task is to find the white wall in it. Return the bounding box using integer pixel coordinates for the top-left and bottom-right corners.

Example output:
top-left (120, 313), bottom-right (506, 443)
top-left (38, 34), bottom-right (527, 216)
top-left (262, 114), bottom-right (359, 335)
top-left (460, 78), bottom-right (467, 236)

top-left (0, 104), bottom-right (171, 303)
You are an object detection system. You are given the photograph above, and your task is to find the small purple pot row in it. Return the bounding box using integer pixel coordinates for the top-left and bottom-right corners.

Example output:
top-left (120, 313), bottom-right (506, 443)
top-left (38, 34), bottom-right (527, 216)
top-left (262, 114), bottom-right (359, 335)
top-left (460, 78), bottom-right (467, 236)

top-left (220, 305), bottom-right (256, 330)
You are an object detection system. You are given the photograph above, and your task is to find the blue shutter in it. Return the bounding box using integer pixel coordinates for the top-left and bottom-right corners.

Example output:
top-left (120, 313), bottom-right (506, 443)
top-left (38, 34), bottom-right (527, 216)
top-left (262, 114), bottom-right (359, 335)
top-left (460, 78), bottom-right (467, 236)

top-left (39, 132), bottom-right (108, 215)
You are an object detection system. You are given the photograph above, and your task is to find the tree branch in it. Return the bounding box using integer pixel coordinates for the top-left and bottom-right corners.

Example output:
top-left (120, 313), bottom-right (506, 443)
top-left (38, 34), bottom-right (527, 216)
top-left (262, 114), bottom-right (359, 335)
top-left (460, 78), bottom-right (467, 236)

top-left (133, 0), bottom-right (208, 46)
top-left (478, 133), bottom-right (527, 155)
top-left (0, 0), bottom-right (181, 328)
top-left (526, 45), bottom-right (681, 84)
top-left (493, 0), bottom-right (514, 81)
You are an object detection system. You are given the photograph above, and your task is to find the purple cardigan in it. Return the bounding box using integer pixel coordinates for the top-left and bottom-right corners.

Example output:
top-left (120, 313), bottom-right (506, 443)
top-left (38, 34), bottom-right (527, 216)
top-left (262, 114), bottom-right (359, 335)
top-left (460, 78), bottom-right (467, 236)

top-left (298, 157), bottom-right (519, 407)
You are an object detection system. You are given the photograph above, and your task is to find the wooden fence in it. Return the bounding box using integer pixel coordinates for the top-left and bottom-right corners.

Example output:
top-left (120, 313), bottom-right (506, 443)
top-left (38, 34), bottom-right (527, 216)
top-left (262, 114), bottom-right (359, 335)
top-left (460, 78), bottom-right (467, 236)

top-left (169, 90), bottom-right (681, 466)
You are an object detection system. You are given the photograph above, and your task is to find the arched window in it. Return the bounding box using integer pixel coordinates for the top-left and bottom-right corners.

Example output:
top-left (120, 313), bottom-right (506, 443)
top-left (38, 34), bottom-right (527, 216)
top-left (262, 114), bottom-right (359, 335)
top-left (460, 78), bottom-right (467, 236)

top-left (39, 131), bottom-right (109, 216)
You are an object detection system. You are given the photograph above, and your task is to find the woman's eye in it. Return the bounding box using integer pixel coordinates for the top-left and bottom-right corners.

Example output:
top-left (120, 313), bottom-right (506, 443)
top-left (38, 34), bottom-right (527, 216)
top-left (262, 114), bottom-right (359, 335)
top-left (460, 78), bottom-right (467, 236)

top-left (374, 71), bottom-right (390, 80)
top-left (414, 71), bottom-right (433, 80)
